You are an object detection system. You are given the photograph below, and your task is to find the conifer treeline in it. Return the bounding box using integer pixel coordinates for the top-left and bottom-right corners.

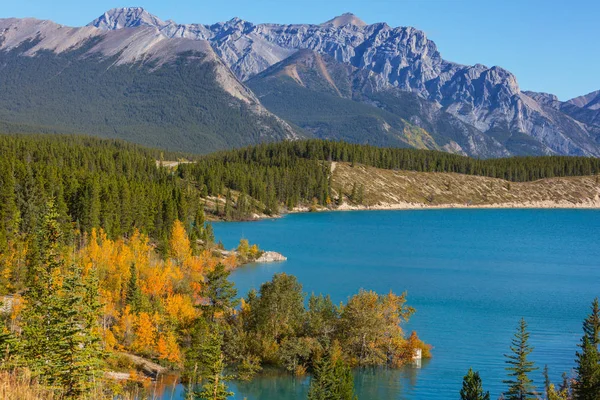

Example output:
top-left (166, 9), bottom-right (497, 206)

top-left (197, 140), bottom-right (600, 183)
top-left (179, 148), bottom-right (331, 212)
top-left (0, 135), bottom-right (200, 246)
top-left (3, 135), bottom-right (600, 246)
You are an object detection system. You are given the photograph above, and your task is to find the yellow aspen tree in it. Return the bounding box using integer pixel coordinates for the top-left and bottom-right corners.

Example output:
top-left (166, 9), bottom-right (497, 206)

top-left (169, 220), bottom-right (191, 267)
top-left (133, 312), bottom-right (156, 355)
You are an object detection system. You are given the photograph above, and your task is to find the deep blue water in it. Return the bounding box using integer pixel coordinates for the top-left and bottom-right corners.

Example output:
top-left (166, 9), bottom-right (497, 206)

top-left (164, 209), bottom-right (600, 399)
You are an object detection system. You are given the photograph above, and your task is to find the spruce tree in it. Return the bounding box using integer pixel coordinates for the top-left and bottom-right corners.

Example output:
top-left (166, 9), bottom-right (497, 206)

top-left (331, 358), bottom-right (356, 400)
top-left (126, 263), bottom-right (143, 312)
top-left (224, 189), bottom-right (233, 221)
top-left (203, 223), bottom-right (215, 247)
top-left (0, 158), bottom-right (20, 251)
top-left (337, 186), bottom-right (344, 205)
top-left (460, 368), bottom-right (490, 400)
top-left (194, 326), bottom-right (232, 400)
top-left (215, 198), bottom-right (221, 217)
top-left (57, 263), bottom-right (102, 398)
top-left (22, 200), bottom-right (65, 382)
top-left (236, 192), bottom-right (249, 219)
top-left (573, 298), bottom-right (600, 400)
top-left (0, 327), bottom-right (19, 367)
top-left (199, 263), bottom-right (238, 323)
top-left (544, 365), bottom-right (551, 399)
top-left (191, 205), bottom-right (206, 249)
top-left (21, 200), bottom-right (102, 396)
top-left (503, 318), bottom-right (538, 400)
top-left (307, 348), bottom-right (357, 400)
top-left (357, 185), bottom-right (365, 204)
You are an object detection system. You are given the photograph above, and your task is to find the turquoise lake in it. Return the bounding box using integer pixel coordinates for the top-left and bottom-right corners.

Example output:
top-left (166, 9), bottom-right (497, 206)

top-left (165, 209), bottom-right (600, 399)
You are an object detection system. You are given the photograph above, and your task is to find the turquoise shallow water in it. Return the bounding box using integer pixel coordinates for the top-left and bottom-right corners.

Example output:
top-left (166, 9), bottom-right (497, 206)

top-left (165, 209), bottom-right (600, 399)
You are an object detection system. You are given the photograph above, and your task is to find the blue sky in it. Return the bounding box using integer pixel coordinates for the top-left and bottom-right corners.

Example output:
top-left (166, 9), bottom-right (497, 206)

top-left (4, 0), bottom-right (599, 100)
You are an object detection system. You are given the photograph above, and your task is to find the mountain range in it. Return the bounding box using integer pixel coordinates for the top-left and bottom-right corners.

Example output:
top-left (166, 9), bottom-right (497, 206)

top-left (0, 7), bottom-right (598, 156)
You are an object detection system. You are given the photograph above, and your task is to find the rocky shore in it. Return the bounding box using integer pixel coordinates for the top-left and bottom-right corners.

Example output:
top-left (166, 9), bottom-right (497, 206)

top-left (256, 251), bottom-right (287, 263)
top-left (333, 198), bottom-right (600, 212)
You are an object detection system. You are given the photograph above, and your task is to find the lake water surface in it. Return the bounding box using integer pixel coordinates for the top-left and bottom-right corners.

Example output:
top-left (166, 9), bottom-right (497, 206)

top-left (166, 209), bottom-right (600, 399)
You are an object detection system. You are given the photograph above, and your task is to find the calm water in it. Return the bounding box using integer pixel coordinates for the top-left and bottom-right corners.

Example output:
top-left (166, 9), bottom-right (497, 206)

top-left (164, 209), bottom-right (600, 399)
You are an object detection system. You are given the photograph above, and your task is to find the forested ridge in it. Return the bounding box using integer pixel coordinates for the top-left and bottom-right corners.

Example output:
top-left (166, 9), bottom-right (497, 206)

top-left (2, 135), bottom-right (600, 247)
top-left (180, 139), bottom-right (600, 215)
top-left (0, 134), bottom-right (205, 249)
top-left (0, 40), bottom-right (292, 154)
top-left (198, 140), bottom-right (600, 183)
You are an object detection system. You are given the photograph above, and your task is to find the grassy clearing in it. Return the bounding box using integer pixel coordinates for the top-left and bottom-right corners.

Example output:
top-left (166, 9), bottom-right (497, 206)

top-left (332, 162), bottom-right (600, 207)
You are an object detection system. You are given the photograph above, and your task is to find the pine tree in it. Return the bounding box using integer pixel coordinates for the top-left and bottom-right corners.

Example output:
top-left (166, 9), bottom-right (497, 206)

top-left (0, 158), bottom-right (20, 251)
top-left (573, 298), bottom-right (600, 400)
top-left (126, 263), bottom-right (143, 312)
top-left (200, 263), bottom-right (238, 323)
top-left (0, 327), bottom-right (19, 367)
top-left (21, 200), bottom-right (102, 395)
top-left (357, 185), bottom-right (365, 204)
top-left (460, 368), bottom-right (490, 400)
top-left (194, 326), bottom-right (233, 400)
top-left (22, 200), bottom-right (65, 382)
top-left (204, 223), bottom-right (215, 247)
top-left (224, 189), bottom-right (233, 221)
top-left (57, 263), bottom-right (102, 398)
top-left (307, 346), bottom-right (357, 400)
top-left (503, 318), bottom-right (538, 400)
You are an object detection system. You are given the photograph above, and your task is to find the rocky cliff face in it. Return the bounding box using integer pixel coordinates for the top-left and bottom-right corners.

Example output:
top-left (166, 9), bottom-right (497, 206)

top-left (87, 7), bottom-right (600, 157)
top-left (0, 8), bottom-right (595, 157)
top-left (559, 91), bottom-right (600, 142)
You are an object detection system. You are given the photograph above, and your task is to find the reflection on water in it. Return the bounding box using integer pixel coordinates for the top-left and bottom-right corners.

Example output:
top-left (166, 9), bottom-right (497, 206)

top-left (352, 362), bottom-right (429, 400)
top-left (157, 361), bottom-right (429, 400)
top-left (230, 370), bottom-right (309, 400)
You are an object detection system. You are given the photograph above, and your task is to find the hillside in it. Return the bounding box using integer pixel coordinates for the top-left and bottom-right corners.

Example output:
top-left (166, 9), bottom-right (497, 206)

top-left (246, 50), bottom-right (445, 150)
top-left (331, 162), bottom-right (600, 210)
top-left (0, 19), bottom-right (296, 154)
top-left (2, 135), bottom-right (600, 249)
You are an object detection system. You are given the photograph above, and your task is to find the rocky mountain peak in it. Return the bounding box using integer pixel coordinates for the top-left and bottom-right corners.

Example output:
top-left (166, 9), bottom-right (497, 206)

top-left (321, 13), bottom-right (367, 28)
top-left (214, 16), bottom-right (254, 33)
top-left (568, 89), bottom-right (600, 110)
top-left (523, 91), bottom-right (560, 107)
top-left (74, 9), bottom-right (600, 157)
top-left (89, 7), bottom-right (166, 30)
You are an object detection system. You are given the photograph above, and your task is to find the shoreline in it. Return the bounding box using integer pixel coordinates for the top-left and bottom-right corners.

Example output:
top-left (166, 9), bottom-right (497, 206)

top-left (330, 199), bottom-right (600, 211)
top-left (212, 199), bottom-right (600, 223)
top-left (286, 199), bottom-right (600, 215)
